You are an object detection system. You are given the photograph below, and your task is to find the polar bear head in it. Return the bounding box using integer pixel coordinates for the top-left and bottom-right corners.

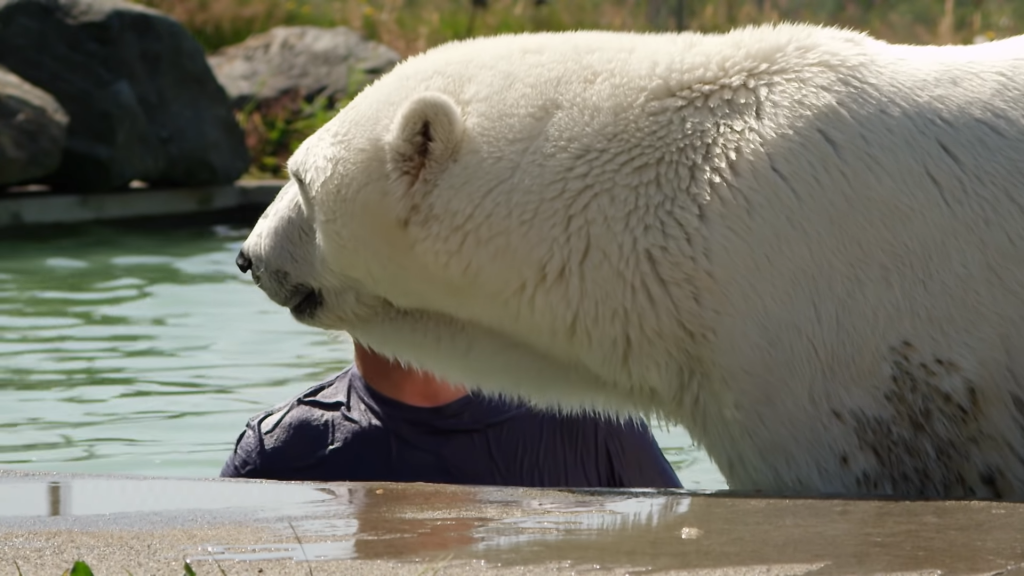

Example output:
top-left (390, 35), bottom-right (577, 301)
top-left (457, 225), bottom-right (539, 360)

top-left (237, 25), bottom-right (862, 419)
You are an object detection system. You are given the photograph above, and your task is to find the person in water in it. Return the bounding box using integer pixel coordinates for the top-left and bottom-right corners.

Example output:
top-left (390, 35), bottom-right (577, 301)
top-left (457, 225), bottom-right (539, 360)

top-left (221, 342), bottom-right (682, 488)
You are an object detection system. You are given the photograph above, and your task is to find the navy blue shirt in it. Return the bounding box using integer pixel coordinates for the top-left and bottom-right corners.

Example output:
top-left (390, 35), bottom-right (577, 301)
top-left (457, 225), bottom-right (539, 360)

top-left (221, 366), bottom-right (682, 488)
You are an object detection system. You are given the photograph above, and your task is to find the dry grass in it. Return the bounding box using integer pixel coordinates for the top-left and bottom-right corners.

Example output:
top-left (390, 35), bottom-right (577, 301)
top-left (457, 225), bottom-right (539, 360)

top-left (130, 0), bottom-right (1024, 176)
top-left (138, 0), bottom-right (1024, 56)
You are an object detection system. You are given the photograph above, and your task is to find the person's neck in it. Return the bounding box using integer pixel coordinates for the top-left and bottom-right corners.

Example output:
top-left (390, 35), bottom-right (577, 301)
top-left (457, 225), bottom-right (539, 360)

top-left (353, 343), bottom-right (469, 408)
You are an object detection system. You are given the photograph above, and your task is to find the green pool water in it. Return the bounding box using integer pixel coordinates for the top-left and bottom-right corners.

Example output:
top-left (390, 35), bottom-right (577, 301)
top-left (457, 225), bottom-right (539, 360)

top-left (0, 217), bottom-right (726, 489)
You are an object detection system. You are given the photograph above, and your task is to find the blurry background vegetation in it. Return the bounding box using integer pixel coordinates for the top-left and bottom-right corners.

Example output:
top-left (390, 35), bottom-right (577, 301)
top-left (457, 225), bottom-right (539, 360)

top-left (133, 0), bottom-right (1020, 176)
top-left (139, 0), bottom-right (1018, 54)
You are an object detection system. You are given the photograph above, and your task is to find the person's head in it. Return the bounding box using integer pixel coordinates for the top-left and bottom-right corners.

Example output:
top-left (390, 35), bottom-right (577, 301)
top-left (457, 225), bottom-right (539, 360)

top-left (353, 342), bottom-right (468, 408)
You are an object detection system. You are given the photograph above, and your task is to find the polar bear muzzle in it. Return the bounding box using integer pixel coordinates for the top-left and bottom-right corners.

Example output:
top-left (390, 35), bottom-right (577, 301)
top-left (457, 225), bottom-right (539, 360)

top-left (236, 178), bottom-right (324, 321)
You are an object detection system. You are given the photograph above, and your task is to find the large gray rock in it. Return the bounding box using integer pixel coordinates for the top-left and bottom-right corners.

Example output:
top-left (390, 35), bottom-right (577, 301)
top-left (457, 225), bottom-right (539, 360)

top-left (0, 0), bottom-right (250, 192)
top-left (0, 67), bottom-right (67, 187)
top-left (208, 26), bottom-right (402, 109)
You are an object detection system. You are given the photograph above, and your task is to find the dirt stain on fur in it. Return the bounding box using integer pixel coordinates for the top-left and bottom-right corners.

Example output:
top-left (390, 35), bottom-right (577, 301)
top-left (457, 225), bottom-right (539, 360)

top-left (836, 341), bottom-right (1017, 500)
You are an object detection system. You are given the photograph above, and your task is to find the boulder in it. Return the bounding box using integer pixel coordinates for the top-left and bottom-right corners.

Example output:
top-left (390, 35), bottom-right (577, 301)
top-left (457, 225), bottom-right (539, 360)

top-left (0, 67), bottom-right (67, 187)
top-left (0, 0), bottom-right (250, 192)
top-left (208, 26), bottom-right (402, 109)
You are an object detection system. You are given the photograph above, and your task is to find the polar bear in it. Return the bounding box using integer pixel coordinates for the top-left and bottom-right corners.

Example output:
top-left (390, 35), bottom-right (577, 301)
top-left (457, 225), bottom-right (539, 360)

top-left (236, 22), bottom-right (1024, 500)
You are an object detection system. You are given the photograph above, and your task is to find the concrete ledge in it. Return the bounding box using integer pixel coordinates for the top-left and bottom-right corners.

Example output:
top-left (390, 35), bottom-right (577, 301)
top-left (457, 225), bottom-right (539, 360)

top-left (4, 469), bottom-right (1024, 575)
top-left (0, 179), bottom-right (285, 229)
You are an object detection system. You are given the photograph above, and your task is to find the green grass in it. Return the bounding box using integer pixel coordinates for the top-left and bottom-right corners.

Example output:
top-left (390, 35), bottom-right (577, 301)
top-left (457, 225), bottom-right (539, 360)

top-left (33, 559), bottom-right (259, 576)
top-left (234, 70), bottom-right (368, 179)
top-left (61, 561), bottom-right (94, 576)
top-left (137, 0), bottom-right (1024, 56)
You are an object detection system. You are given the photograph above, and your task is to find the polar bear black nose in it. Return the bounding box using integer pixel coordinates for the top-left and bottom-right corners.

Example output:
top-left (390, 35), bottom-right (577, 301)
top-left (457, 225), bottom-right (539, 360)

top-left (235, 249), bottom-right (253, 274)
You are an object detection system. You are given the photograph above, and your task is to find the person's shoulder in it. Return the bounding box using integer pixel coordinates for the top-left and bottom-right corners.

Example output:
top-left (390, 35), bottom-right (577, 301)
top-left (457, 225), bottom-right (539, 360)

top-left (258, 373), bottom-right (348, 446)
top-left (600, 416), bottom-right (684, 488)
top-left (481, 404), bottom-right (684, 488)
top-left (221, 367), bottom-right (366, 478)
top-left (547, 410), bottom-right (685, 489)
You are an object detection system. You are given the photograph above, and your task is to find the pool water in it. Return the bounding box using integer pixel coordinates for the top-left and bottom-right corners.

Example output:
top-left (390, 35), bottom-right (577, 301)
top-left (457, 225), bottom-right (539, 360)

top-left (0, 218), bottom-right (726, 489)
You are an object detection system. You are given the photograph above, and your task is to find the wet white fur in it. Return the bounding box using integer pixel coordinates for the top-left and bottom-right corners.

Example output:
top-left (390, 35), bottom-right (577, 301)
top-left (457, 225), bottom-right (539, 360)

top-left (242, 23), bottom-right (1024, 498)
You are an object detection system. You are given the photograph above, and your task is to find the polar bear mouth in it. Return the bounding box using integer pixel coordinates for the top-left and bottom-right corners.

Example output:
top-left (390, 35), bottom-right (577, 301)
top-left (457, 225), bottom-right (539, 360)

top-left (288, 286), bottom-right (323, 319)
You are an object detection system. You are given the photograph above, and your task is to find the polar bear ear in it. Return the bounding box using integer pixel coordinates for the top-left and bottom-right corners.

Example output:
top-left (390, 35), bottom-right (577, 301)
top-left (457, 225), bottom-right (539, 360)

top-left (384, 92), bottom-right (465, 222)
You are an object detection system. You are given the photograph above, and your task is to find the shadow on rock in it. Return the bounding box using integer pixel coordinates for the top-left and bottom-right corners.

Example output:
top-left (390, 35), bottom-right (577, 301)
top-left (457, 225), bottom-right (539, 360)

top-left (0, 0), bottom-right (250, 192)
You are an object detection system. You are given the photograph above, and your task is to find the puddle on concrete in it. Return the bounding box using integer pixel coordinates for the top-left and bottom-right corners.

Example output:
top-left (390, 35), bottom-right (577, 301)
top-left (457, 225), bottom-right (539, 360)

top-left (188, 488), bottom-right (694, 565)
top-left (6, 470), bottom-right (1024, 575)
top-left (193, 483), bottom-right (1024, 575)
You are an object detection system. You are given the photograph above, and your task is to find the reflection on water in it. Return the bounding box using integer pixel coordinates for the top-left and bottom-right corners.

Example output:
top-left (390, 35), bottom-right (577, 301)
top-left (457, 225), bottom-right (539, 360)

top-left (0, 219), bottom-right (724, 488)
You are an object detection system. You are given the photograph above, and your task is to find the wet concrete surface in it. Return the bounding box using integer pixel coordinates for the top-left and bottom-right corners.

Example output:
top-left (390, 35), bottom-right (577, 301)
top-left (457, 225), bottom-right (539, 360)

top-left (2, 469), bottom-right (1023, 575)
